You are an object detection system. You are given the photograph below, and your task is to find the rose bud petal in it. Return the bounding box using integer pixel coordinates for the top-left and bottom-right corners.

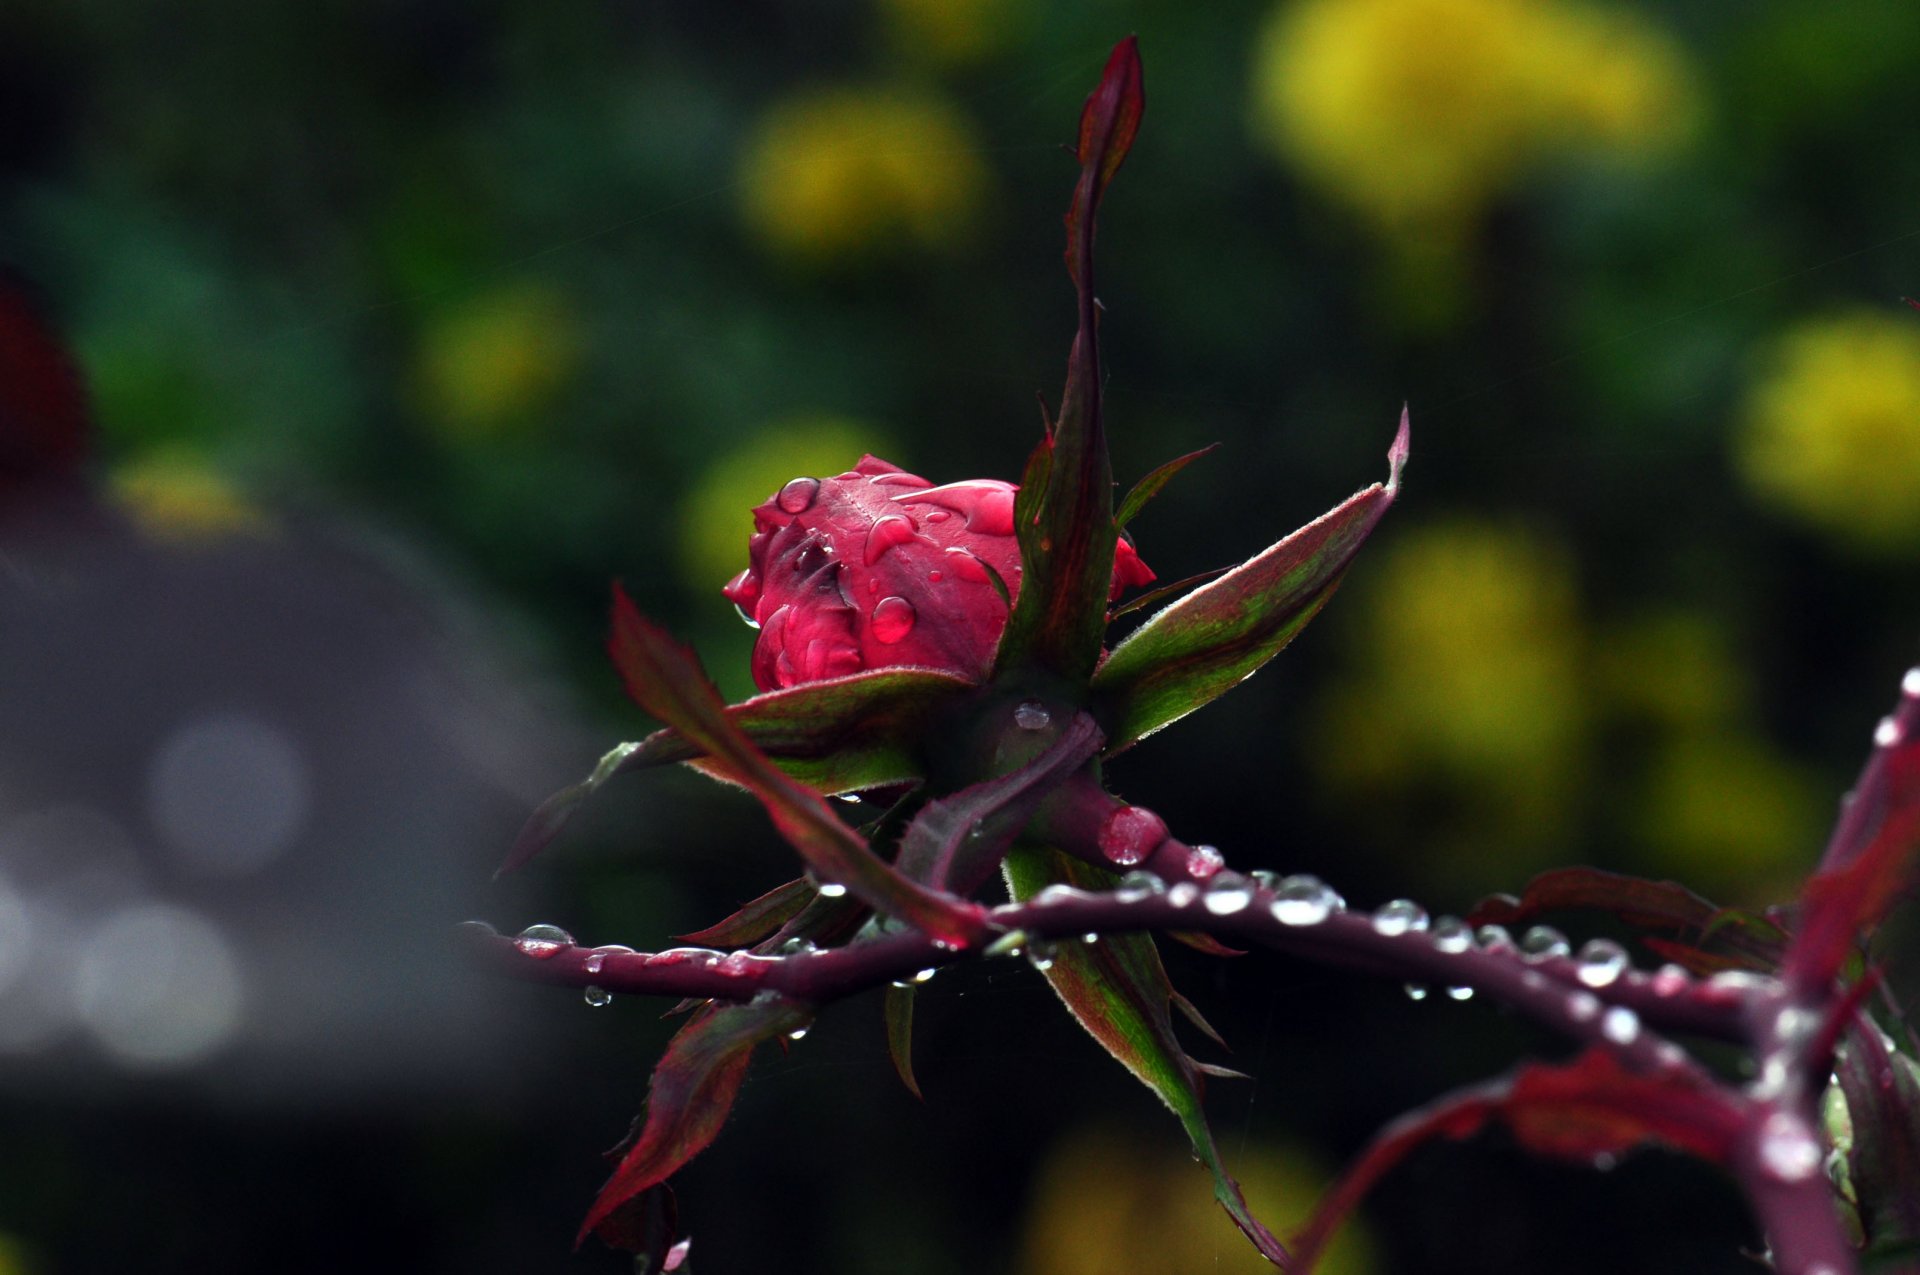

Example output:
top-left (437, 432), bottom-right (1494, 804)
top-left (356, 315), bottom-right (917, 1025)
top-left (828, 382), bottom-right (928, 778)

top-left (723, 455), bottom-right (1153, 690)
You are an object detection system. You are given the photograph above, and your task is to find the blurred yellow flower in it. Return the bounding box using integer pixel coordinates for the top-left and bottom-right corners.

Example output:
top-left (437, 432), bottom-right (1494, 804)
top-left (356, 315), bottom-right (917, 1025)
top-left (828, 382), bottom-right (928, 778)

top-left (112, 451), bottom-right (266, 541)
top-left (739, 85), bottom-right (988, 265)
top-left (1630, 730), bottom-right (1823, 897)
top-left (1313, 520), bottom-right (1588, 872)
top-left (412, 282), bottom-right (581, 441)
top-left (679, 414), bottom-right (899, 594)
top-left (1019, 1127), bottom-right (1375, 1275)
top-left (877, 0), bottom-right (1018, 67)
top-left (1250, 0), bottom-right (1698, 232)
top-left (1597, 610), bottom-right (1746, 732)
top-left (1737, 309), bottom-right (1920, 553)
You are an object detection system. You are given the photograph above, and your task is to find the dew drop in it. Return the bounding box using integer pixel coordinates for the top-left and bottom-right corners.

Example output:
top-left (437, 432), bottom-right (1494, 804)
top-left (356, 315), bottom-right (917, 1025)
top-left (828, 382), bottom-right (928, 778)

top-left (1874, 715), bottom-right (1903, 748)
top-left (730, 598), bottom-right (761, 630)
top-left (1115, 870), bottom-right (1167, 902)
top-left (583, 952), bottom-right (605, 975)
top-left (1445, 985), bottom-right (1473, 1001)
top-left (1013, 701), bottom-right (1052, 731)
top-left (1027, 942), bottom-right (1057, 973)
top-left (777, 937), bottom-right (818, 956)
top-left (1575, 938), bottom-right (1629, 988)
top-left (1405, 984), bottom-right (1429, 1001)
top-left (1034, 883), bottom-right (1084, 907)
top-left (1371, 898), bottom-right (1429, 938)
top-left (1773, 1006), bottom-right (1820, 1047)
top-left (1248, 870), bottom-right (1281, 890)
top-left (1904, 666), bottom-right (1920, 698)
top-left (1183, 844), bottom-right (1225, 880)
top-left (1567, 991), bottom-right (1601, 1022)
top-left (871, 596), bottom-right (917, 644)
top-left (816, 881), bottom-right (849, 899)
top-left (513, 923), bottom-right (574, 959)
top-left (941, 546), bottom-right (991, 582)
top-left (1650, 964), bottom-right (1690, 997)
top-left (787, 1026), bottom-right (809, 1041)
top-left (583, 985), bottom-right (612, 1008)
top-left (1431, 917), bottom-right (1473, 955)
top-left (1600, 1006), bottom-right (1641, 1045)
top-left (1096, 805), bottom-right (1167, 869)
top-left (863, 514), bottom-right (918, 565)
top-left (1520, 926), bottom-right (1570, 961)
top-left (911, 967), bottom-right (936, 984)
top-left (776, 477), bottom-right (820, 514)
top-left (1271, 875), bottom-right (1337, 926)
top-left (1167, 882), bottom-right (1200, 909)
top-left (1475, 924), bottom-right (1515, 952)
top-left (1756, 1111), bottom-right (1822, 1183)
top-left (1080, 932), bottom-right (1100, 945)
top-left (1202, 875), bottom-right (1253, 915)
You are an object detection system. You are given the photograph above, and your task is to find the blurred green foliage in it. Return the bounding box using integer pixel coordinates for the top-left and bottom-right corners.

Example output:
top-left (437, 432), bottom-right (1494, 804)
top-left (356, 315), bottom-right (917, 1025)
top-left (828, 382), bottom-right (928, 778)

top-left (4, 1), bottom-right (1920, 1271)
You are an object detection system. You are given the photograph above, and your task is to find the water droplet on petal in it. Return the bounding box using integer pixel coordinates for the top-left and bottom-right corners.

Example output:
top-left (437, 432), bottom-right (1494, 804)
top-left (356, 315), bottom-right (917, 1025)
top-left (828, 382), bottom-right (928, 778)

top-left (1184, 844), bottom-right (1225, 880)
top-left (1271, 875), bottom-right (1337, 926)
top-left (1600, 1006), bottom-right (1641, 1045)
top-left (1575, 938), bottom-right (1629, 988)
top-left (1371, 898), bottom-right (1429, 937)
top-left (863, 514), bottom-right (918, 564)
top-left (776, 477), bottom-right (820, 514)
top-left (1431, 917), bottom-right (1473, 954)
top-left (1013, 701), bottom-right (1051, 731)
top-left (1757, 1111), bottom-right (1822, 1182)
top-left (941, 546), bottom-right (990, 582)
top-left (1098, 805), bottom-right (1167, 867)
top-left (871, 596), bottom-right (917, 644)
top-left (514, 923), bottom-right (574, 959)
top-left (1521, 925), bottom-right (1570, 961)
top-left (1203, 875), bottom-right (1253, 915)
top-left (583, 985), bottom-right (612, 1008)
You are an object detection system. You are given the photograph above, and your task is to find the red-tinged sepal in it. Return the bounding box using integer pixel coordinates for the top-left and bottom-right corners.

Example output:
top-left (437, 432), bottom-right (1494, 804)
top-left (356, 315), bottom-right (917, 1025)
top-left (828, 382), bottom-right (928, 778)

top-left (996, 37), bottom-right (1145, 685)
top-left (1116, 443), bottom-right (1218, 529)
top-left (606, 587), bottom-right (988, 948)
top-left (1789, 671), bottom-right (1920, 995)
top-left (1833, 1017), bottom-right (1920, 1253)
top-left (884, 983), bottom-right (922, 1100)
top-left (1005, 846), bottom-right (1289, 1268)
top-left (1091, 410), bottom-right (1408, 753)
top-left (580, 995), bottom-right (813, 1246)
top-left (675, 877), bottom-right (815, 948)
top-left (499, 666), bottom-right (971, 877)
top-left (1291, 1050), bottom-right (1747, 1273)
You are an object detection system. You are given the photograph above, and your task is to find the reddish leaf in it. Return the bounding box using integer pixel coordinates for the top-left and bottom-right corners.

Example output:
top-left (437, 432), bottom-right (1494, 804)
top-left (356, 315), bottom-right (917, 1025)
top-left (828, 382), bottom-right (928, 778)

top-left (580, 995), bottom-right (812, 1244)
top-left (0, 271), bottom-right (91, 499)
top-left (1292, 1050), bottom-right (1745, 1272)
top-left (1469, 867), bottom-right (1788, 970)
top-left (675, 877), bottom-right (814, 947)
top-left (996, 37), bottom-right (1144, 683)
top-left (499, 666), bottom-right (970, 876)
top-left (884, 983), bottom-right (922, 1100)
top-left (1109, 563), bottom-right (1233, 621)
top-left (1091, 410), bottom-right (1407, 753)
top-left (606, 587), bottom-right (986, 947)
top-left (1005, 846), bottom-right (1289, 1267)
top-left (1790, 681), bottom-right (1920, 993)
top-left (1836, 1017), bottom-right (1920, 1249)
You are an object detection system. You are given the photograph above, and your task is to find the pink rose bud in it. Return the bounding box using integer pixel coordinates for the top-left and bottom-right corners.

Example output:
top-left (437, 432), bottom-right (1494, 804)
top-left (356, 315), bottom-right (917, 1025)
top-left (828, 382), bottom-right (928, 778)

top-left (724, 455), bottom-right (1154, 690)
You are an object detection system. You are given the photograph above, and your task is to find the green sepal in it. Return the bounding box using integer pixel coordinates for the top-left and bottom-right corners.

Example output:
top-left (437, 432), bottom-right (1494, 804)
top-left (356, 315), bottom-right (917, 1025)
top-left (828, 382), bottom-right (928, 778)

top-left (1116, 443), bottom-right (1218, 529)
top-left (1004, 845), bottom-right (1289, 1268)
top-left (884, 983), bottom-right (922, 1100)
top-left (1091, 411), bottom-right (1408, 754)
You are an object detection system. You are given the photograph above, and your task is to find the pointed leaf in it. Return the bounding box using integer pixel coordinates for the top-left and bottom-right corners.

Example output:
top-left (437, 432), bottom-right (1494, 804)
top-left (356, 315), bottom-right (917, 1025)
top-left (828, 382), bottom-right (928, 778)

top-left (580, 995), bottom-right (812, 1244)
top-left (607, 587), bottom-right (986, 947)
top-left (1291, 1050), bottom-right (1745, 1272)
top-left (885, 983), bottom-right (922, 1100)
top-left (1109, 564), bottom-right (1232, 621)
top-left (996, 37), bottom-right (1143, 683)
top-left (1092, 411), bottom-right (1408, 753)
top-left (1006, 846), bottom-right (1289, 1268)
top-left (675, 877), bottom-right (814, 947)
top-left (499, 667), bottom-right (971, 876)
top-left (1790, 682), bottom-right (1920, 993)
top-left (894, 711), bottom-right (1105, 893)
top-left (1467, 867), bottom-right (1787, 968)
top-left (1836, 1018), bottom-right (1920, 1249)
top-left (1115, 444), bottom-right (1219, 528)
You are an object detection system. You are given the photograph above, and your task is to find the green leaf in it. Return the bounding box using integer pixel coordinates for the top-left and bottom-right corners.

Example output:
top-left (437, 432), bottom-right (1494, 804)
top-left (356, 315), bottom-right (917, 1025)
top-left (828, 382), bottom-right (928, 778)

top-left (1115, 443), bottom-right (1218, 528)
top-left (1091, 411), bottom-right (1408, 753)
top-left (1005, 846), bottom-right (1289, 1268)
top-left (579, 994), bottom-right (812, 1245)
top-left (884, 983), bottom-right (922, 1100)
top-left (607, 586), bottom-right (986, 948)
top-left (675, 877), bottom-right (815, 947)
top-left (499, 666), bottom-right (972, 876)
top-left (995, 37), bottom-right (1143, 685)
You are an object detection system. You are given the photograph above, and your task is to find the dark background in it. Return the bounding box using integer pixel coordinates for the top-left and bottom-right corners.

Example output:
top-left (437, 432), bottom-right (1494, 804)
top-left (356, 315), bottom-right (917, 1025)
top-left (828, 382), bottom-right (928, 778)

top-left (2, 1), bottom-right (1918, 1271)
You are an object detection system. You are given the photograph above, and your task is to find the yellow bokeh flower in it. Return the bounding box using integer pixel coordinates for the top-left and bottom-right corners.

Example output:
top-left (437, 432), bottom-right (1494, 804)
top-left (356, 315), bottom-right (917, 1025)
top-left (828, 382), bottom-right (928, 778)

top-left (1737, 309), bottom-right (1920, 554)
top-left (1250, 0), bottom-right (1698, 233)
top-left (1313, 520), bottom-right (1588, 873)
top-left (1019, 1127), bottom-right (1375, 1275)
top-left (877, 0), bottom-right (1019, 67)
top-left (679, 414), bottom-right (900, 594)
top-left (739, 85), bottom-right (989, 265)
top-left (412, 282), bottom-right (581, 442)
top-left (112, 451), bottom-right (266, 541)
top-left (1629, 729), bottom-right (1823, 899)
